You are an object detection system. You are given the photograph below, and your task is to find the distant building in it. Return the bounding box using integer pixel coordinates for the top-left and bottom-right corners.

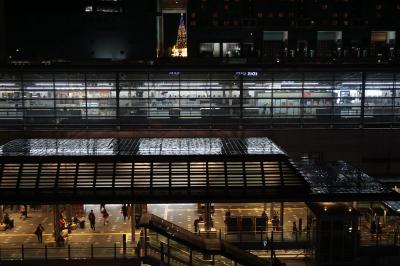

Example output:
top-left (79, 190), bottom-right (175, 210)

top-left (187, 0), bottom-right (400, 61)
top-left (4, 0), bottom-right (157, 63)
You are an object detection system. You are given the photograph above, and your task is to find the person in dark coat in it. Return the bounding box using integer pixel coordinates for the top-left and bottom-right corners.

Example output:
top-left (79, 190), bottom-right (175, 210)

top-left (88, 210), bottom-right (96, 231)
top-left (122, 204), bottom-right (128, 221)
top-left (35, 224), bottom-right (45, 243)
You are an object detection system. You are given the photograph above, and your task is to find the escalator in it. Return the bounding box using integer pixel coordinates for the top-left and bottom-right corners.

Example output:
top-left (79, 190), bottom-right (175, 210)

top-left (139, 213), bottom-right (274, 266)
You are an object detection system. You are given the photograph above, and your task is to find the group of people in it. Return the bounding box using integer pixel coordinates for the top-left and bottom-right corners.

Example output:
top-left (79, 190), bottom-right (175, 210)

top-left (88, 204), bottom-right (110, 231)
top-left (121, 204), bottom-right (134, 221)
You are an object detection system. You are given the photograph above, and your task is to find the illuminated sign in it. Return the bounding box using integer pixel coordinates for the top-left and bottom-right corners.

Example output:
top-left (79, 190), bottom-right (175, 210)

top-left (235, 71), bottom-right (258, 77)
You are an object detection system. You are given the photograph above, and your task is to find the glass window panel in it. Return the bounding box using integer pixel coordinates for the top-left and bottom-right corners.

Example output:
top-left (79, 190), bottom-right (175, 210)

top-left (200, 43), bottom-right (220, 57)
top-left (210, 79), bottom-right (240, 117)
top-left (243, 79), bottom-right (272, 117)
top-left (0, 81), bottom-right (23, 118)
top-left (303, 73), bottom-right (334, 119)
top-left (334, 72), bottom-right (362, 121)
top-left (86, 81), bottom-right (116, 118)
top-left (119, 81), bottom-right (148, 117)
top-left (273, 80), bottom-right (302, 118)
top-left (55, 80), bottom-right (86, 121)
top-left (23, 81), bottom-right (54, 117)
top-left (365, 73), bottom-right (394, 119)
top-left (395, 73), bottom-right (400, 118)
top-left (148, 80), bottom-right (180, 117)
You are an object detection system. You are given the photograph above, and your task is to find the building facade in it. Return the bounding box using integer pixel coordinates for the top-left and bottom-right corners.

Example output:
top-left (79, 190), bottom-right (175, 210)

top-left (187, 0), bottom-right (400, 61)
top-left (4, 0), bottom-right (157, 62)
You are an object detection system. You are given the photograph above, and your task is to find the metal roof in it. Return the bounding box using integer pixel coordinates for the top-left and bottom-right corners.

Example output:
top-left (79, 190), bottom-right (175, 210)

top-left (0, 137), bottom-right (308, 203)
top-left (0, 138), bottom-right (398, 203)
top-left (293, 160), bottom-right (390, 195)
top-left (0, 138), bottom-right (285, 158)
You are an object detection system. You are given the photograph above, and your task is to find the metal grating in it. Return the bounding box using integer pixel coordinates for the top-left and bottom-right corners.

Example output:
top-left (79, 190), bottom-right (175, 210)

top-left (0, 137), bottom-right (285, 157)
top-left (0, 160), bottom-right (304, 190)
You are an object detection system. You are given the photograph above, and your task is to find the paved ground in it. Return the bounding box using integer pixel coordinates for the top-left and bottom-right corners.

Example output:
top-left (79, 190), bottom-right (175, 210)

top-left (0, 204), bottom-right (138, 246)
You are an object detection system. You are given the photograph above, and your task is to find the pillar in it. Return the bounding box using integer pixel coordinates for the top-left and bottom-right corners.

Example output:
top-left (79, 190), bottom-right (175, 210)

top-left (280, 202), bottom-right (284, 228)
top-left (0, 204), bottom-right (3, 221)
top-left (131, 204), bottom-right (136, 243)
top-left (205, 203), bottom-right (212, 231)
top-left (54, 205), bottom-right (61, 244)
top-left (156, 0), bottom-right (164, 57)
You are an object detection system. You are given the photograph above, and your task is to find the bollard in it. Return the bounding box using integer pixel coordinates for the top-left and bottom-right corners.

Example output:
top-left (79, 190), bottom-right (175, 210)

top-left (114, 243), bottom-right (117, 259)
top-left (90, 244), bottom-right (94, 259)
top-left (45, 245), bottom-right (48, 260)
top-left (160, 242), bottom-right (164, 264)
top-left (21, 244), bottom-right (24, 260)
top-left (122, 234), bottom-right (127, 256)
top-left (68, 244), bottom-right (71, 260)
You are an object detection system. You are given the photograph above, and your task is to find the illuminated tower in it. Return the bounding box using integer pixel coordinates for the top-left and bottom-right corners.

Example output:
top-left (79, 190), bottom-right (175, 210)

top-left (172, 14), bottom-right (187, 57)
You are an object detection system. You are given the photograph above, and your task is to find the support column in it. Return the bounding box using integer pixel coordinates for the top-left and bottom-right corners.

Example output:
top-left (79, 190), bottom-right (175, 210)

top-left (131, 204), bottom-right (136, 243)
top-left (156, 0), bottom-right (164, 57)
top-left (280, 202), bottom-right (284, 228)
top-left (205, 203), bottom-right (212, 231)
top-left (54, 205), bottom-right (61, 244)
top-left (0, 204), bottom-right (3, 221)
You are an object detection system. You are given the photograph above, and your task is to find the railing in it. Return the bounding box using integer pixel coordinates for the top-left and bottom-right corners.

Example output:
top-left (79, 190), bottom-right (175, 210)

top-left (145, 233), bottom-right (244, 266)
top-left (0, 243), bottom-right (137, 260)
top-left (141, 214), bottom-right (270, 266)
top-left (359, 231), bottom-right (400, 247)
top-left (224, 230), bottom-right (311, 244)
top-left (145, 213), bottom-right (206, 250)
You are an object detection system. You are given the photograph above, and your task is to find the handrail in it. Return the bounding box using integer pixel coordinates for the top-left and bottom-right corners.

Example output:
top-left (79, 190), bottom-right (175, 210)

top-left (0, 243), bottom-right (136, 261)
top-left (140, 213), bottom-right (269, 266)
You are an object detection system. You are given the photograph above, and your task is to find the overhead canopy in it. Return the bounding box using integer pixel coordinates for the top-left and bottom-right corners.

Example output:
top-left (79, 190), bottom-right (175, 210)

top-left (0, 137), bottom-right (309, 203)
top-left (0, 138), bottom-right (397, 203)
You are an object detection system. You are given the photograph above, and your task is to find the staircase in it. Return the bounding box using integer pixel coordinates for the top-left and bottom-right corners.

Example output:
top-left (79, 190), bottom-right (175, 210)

top-left (139, 213), bottom-right (273, 266)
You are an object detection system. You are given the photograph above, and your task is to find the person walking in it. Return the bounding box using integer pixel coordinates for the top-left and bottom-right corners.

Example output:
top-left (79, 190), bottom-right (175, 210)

top-left (102, 208), bottom-right (109, 226)
top-left (261, 210), bottom-right (268, 231)
top-left (127, 204), bottom-right (132, 220)
top-left (292, 221), bottom-right (298, 235)
top-left (88, 210), bottom-right (96, 231)
top-left (121, 204), bottom-right (128, 221)
top-left (35, 224), bottom-right (45, 243)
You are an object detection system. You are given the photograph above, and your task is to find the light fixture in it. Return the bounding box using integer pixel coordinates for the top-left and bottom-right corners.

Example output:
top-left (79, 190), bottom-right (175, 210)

top-left (323, 206), bottom-right (328, 212)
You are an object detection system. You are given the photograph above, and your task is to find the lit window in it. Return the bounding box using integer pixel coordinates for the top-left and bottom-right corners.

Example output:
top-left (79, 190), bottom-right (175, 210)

top-left (85, 6), bottom-right (93, 12)
top-left (200, 43), bottom-right (220, 57)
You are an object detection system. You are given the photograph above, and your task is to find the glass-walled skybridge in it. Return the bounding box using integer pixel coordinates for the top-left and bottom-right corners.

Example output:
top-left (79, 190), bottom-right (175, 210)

top-left (1, 66), bottom-right (400, 130)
